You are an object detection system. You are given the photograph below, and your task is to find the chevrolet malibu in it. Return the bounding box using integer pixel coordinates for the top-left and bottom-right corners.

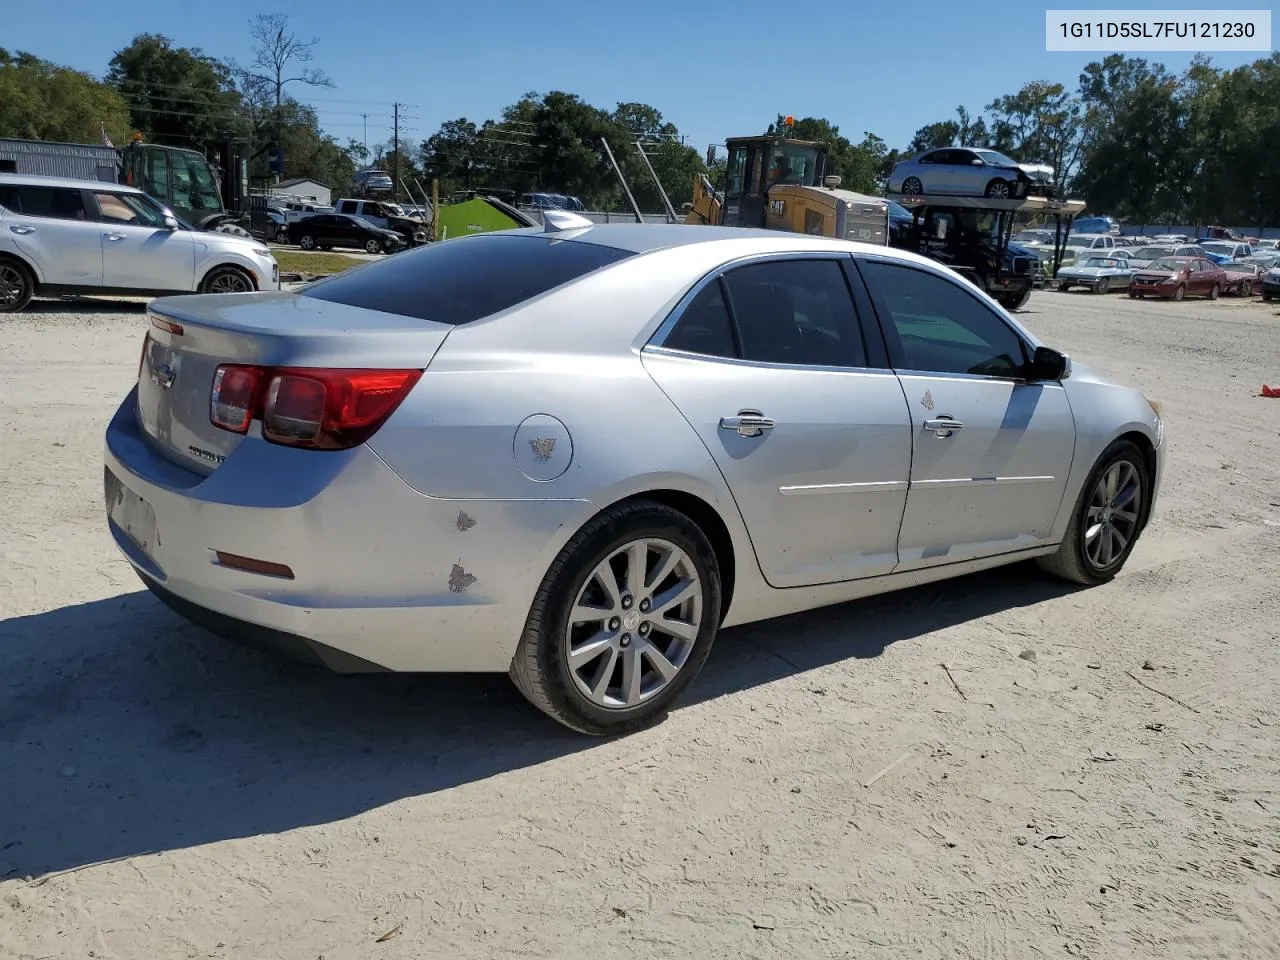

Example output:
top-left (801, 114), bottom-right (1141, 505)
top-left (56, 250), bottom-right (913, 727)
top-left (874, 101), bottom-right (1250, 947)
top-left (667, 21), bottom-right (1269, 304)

top-left (104, 220), bottom-right (1165, 736)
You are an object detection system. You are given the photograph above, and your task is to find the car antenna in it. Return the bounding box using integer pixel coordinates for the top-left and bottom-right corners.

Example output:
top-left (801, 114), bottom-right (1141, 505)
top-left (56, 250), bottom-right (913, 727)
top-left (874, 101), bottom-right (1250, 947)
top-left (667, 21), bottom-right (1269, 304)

top-left (542, 209), bottom-right (594, 233)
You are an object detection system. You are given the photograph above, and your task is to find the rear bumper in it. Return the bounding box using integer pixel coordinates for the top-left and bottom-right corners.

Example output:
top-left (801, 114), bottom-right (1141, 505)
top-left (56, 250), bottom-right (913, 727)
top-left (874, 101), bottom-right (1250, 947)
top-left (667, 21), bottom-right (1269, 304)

top-left (103, 386), bottom-right (596, 672)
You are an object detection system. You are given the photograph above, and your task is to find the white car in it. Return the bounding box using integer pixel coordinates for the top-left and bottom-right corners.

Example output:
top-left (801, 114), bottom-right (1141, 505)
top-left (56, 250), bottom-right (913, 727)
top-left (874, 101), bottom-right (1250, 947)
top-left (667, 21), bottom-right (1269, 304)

top-left (0, 173), bottom-right (279, 313)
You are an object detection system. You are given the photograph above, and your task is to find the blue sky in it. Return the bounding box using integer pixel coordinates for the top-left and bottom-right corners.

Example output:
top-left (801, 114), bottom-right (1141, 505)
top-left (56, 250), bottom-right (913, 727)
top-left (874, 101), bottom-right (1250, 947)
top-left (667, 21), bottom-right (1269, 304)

top-left (7, 0), bottom-right (1273, 155)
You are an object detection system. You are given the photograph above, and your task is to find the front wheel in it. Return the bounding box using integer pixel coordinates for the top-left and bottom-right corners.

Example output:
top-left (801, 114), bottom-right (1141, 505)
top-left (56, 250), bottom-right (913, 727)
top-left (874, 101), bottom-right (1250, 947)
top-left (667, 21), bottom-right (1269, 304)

top-left (998, 287), bottom-right (1032, 310)
top-left (984, 178), bottom-right (1010, 199)
top-left (509, 499), bottom-right (723, 736)
top-left (1037, 439), bottom-right (1150, 586)
top-left (0, 259), bottom-right (35, 313)
top-left (1095, 277), bottom-right (1110, 294)
top-left (1128, 290), bottom-right (1140, 299)
top-left (200, 265), bottom-right (254, 295)
top-left (365, 239), bottom-right (381, 254)
top-left (1058, 281), bottom-right (1070, 292)
top-left (1172, 284), bottom-right (1185, 302)
top-left (298, 234), bottom-right (316, 250)
top-left (901, 176), bottom-right (924, 196)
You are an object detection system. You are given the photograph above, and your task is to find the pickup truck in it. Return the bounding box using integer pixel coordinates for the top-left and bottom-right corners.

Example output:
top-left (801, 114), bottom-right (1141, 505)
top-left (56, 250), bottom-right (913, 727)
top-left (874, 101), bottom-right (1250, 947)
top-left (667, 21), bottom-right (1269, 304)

top-left (333, 199), bottom-right (427, 246)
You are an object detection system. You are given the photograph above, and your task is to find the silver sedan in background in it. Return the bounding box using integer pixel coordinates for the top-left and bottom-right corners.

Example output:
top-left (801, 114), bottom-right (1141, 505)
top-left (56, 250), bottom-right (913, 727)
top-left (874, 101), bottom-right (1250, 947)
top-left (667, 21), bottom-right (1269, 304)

top-left (104, 221), bottom-right (1165, 735)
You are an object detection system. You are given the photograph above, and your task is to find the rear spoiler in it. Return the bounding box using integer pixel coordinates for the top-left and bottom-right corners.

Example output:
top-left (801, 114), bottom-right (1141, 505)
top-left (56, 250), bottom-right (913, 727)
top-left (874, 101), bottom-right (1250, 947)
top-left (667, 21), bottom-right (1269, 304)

top-left (482, 196), bottom-right (538, 228)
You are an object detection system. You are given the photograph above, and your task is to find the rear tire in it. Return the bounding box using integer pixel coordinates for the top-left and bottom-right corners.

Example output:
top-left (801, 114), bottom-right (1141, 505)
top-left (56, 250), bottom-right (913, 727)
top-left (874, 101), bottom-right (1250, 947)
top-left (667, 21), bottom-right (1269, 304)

top-left (1242, 280), bottom-right (1252, 297)
top-left (509, 499), bottom-right (723, 736)
top-left (1037, 439), bottom-right (1150, 587)
top-left (1208, 283), bottom-right (1220, 300)
top-left (0, 258), bottom-right (35, 313)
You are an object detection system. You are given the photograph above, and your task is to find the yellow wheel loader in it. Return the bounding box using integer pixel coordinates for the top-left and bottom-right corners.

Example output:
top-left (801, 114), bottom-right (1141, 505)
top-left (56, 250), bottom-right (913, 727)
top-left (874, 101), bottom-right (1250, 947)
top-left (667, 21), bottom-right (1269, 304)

top-left (685, 126), bottom-right (889, 245)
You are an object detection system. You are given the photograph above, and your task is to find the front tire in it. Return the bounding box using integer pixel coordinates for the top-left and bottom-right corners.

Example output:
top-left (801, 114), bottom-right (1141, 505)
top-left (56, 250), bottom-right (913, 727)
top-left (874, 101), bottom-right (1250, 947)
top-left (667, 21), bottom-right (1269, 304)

top-left (901, 176), bottom-right (924, 196)
top-left (365, 239), bottom-right (381, 254)
top-left (0, 259), bottom-right (35, 313)
top-left (1173, 284), bottom-right (1185, 302)
top-left (984, 178), bottom-right (1010, 199)
top-left (998, 287), bottom-right (1032, 310)
top-left (1037, 439), bottom-right (1150, 586)
top-left (200, 265), bottom-right (255, 295)
top-left (509, 499), bottom-right (723, 736)
top-left (1095, 277), bottom-right (1110, 294)
top-left (299, 234), bottom-right (316, 250)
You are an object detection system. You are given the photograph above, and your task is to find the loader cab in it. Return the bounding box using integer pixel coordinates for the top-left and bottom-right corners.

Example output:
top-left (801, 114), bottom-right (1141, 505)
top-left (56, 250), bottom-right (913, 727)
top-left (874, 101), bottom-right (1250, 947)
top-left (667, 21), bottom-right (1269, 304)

top-left (722, 135), bottom-right (827, 228)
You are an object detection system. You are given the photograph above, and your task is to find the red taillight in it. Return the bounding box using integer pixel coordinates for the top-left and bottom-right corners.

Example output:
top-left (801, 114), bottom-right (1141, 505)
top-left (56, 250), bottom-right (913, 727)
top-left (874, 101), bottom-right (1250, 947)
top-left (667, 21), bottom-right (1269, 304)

top-left (210, 364), bottom-right (266, 433)
top-left (209, 364), bottom-right (421, 450)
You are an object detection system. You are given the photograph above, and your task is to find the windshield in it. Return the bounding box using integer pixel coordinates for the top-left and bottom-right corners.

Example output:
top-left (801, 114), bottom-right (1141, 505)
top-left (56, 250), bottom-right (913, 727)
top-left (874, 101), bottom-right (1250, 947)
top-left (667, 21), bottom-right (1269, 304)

top-left (976, 150), bottom-right (1018, 166)
top-left (1199, 241), bottom-right (1232, 255)
top-left (351, 216), bottom-right (379, 230)
top-left (768, 144), bottom-right (821, 185)
top-left (1223, 263), bottom-right (1253, 272)
top-left (169, 148), bottom-right (223, 219)
top-left (1133, 246), bottom-right (1173, 259)
top-left (1015, 230), bottom-right (1052, 242)
top-left (885, 199), bottom-right (912, 220)
top-left (1149, 258), bottom-right (1187, 271)
top-left (1084, 257), bottom-right (1121, 268)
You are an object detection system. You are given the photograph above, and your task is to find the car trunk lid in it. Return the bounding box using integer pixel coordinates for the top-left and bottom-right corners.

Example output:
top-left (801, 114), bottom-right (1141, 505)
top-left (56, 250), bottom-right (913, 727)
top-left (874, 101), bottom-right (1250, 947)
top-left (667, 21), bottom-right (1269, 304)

top-left (136, 291), bottom-right (452, 475)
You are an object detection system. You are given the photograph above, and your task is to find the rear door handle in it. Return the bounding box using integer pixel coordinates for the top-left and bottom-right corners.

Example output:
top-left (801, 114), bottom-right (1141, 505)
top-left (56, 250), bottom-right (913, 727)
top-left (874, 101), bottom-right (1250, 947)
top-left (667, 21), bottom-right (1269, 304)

top-left (720, 412), bottom-right (775, 438)
top-left (923, 417), bottom-right (963, 437)
top-left (105, 233), bottom-right (127, 242)
top-left (9, 225), bottom-right (35, 235)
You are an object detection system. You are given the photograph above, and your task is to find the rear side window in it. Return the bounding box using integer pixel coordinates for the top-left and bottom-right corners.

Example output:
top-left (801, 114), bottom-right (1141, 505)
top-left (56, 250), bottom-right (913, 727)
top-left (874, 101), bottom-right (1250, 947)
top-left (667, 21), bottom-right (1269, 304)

top-left (0, 185), bottom-right (87, 220)
top-left (302, 235), bottom-right (635, 325)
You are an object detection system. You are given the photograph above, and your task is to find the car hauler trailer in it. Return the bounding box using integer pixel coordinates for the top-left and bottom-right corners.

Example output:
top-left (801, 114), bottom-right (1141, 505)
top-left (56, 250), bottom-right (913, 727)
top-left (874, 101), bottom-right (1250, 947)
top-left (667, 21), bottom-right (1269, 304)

top-left (892, 194), bottom-right (1086, 309)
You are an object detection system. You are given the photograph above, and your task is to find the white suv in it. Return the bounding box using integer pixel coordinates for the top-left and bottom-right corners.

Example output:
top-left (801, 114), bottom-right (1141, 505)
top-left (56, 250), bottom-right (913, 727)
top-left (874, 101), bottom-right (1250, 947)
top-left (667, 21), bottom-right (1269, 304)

top-left (0, 173), bottom-right (279, 313)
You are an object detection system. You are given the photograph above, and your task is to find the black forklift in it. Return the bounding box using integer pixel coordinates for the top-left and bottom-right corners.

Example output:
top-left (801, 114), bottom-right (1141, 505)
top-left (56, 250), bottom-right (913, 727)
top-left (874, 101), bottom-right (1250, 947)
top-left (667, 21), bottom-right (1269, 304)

top-left (892, 195), bottom-right (1086, 310)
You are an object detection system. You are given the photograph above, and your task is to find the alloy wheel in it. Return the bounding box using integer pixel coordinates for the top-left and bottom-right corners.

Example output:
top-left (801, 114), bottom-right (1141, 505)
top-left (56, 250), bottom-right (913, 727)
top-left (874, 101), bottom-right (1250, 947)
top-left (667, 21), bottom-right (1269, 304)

top-left (208, 271), bottom-right (251, 294)
top-left (564, 537), bottom-right (703, 709)
top-left (0, 264), bottom-right (27, 307)
top-left (902, 177), bottom-right (923, 195)
top-left (1084, 460), bottom-right (1142, 570)
top-left (986, 179), bottom-right (1010, 199)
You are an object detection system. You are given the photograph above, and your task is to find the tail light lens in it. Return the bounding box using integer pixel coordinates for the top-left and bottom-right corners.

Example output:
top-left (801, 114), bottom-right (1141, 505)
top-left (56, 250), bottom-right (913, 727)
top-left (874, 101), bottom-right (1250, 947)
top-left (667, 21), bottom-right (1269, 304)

top-left (209, 364), bottom-right (422, 450)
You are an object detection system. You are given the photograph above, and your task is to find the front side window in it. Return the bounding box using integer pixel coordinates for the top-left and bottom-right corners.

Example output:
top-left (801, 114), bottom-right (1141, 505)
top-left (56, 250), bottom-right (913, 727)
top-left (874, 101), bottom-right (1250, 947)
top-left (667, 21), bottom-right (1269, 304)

top-left (859, 259), bottom-right (1028, 378)
top-left (93, 191), bottom-right (168, 228)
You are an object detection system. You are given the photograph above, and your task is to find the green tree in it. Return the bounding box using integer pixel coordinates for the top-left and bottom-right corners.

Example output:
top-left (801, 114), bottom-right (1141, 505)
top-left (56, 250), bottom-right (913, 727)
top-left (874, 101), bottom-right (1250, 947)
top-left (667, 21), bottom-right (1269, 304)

top-left (0, 49), bottom-right (132, 144)
top-left (106, 34), bottom-right (243, 152)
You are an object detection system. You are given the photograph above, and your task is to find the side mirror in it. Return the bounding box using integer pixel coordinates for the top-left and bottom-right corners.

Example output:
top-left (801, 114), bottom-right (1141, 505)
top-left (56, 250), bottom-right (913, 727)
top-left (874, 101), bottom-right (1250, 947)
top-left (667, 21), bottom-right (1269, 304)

top-left (970, 158), bottom-right (984, 166)
top-left (163, 215), bottom-right (179, 230)
top-left (1027, 345), bottom-right (1070, 381)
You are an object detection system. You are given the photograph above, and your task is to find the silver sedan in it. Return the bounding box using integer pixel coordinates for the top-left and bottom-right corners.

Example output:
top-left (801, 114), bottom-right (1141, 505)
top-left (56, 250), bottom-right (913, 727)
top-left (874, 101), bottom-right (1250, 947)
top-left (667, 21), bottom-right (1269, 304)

top-left (104, 221), bottom-right (1166, 735)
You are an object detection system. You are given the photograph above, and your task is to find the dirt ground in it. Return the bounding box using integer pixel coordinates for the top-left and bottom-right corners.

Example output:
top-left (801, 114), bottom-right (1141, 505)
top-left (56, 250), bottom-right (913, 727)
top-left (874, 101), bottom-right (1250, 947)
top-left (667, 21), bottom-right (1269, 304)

top-left (1, 290), bottom-right (1278, 960)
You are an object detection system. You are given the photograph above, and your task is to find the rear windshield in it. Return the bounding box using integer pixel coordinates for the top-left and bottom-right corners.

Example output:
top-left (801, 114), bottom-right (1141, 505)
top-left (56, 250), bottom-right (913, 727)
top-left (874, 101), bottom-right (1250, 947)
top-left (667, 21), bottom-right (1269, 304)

top-left (301, 234), bottom-right (634, 324)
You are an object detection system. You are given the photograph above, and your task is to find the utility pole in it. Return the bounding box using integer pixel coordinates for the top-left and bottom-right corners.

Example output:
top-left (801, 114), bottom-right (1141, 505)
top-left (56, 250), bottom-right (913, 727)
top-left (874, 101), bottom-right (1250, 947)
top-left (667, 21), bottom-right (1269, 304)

top-left (362, 114), bottom-right (368, 160)
top-left (393, 102), bottom-right (401, 201)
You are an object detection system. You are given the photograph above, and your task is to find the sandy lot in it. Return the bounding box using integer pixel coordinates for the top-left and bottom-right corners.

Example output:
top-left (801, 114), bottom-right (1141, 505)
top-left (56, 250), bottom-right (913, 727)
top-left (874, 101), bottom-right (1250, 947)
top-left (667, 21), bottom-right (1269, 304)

top-left (1, 291), bottom-right (1278, 960)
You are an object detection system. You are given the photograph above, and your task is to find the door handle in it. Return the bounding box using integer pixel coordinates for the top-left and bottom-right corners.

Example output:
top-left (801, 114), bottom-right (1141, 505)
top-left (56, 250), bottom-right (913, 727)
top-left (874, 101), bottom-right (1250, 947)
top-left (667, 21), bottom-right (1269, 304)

top-left (9, 225), bottom-right (35, 235)
top-left (719, 411), bottom-right (775, 438)
top-left (105, 233), bottom-right (127, 241)
top-left (923, 417), bottom-right (964, 437)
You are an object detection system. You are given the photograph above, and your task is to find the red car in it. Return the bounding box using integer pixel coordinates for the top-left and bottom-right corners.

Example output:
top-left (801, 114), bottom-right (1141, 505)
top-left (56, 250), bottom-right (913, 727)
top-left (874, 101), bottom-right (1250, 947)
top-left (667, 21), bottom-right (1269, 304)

top-left (1128, 256), bottom-right (1228, 302)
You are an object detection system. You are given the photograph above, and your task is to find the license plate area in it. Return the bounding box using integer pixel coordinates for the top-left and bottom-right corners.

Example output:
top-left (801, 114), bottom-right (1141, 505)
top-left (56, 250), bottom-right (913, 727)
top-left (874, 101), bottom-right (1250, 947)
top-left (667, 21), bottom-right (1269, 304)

top-left (105, 466), bottom-right (160, 559)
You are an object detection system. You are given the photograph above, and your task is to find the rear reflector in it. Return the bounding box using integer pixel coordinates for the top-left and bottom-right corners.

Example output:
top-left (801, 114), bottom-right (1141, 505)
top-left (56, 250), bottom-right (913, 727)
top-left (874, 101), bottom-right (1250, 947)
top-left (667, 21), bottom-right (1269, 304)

top-left (214, 551), bottom-right (295, 579)
top-left (210, 364), bottom-right (422, 450)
